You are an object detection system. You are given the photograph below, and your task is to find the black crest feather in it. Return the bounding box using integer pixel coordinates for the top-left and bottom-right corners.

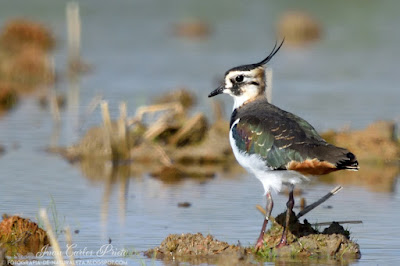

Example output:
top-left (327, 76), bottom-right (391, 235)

top-left (226, 39), bottom-right (285, 73)
top-left (254, 38), bottom-right (285, 67)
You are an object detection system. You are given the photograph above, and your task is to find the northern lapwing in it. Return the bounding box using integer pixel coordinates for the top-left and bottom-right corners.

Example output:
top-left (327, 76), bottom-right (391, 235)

top-left (208, 40), bottom-right (359, 249)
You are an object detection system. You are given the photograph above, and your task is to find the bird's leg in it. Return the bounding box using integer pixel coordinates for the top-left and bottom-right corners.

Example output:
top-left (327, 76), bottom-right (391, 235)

top-left (276, 185), bottom-right (294, 248)
top-left (255, 191), bottom-right (273, 250)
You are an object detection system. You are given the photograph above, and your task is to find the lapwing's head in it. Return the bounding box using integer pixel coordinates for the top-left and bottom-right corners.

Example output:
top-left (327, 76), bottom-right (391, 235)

top-left (208, 40), bottom-right (284, 108)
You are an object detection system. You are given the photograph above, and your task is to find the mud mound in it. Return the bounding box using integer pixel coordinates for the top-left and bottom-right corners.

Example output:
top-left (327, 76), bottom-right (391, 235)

top-left (2, 46), bottom-right (53, 92)
top-left (173, 20), bottom-right (211, 39)
top-left (145, 233), bottom-right (255, 265)
top-left (0, 83), bottom-right (18, 113)
top-left (0, 19), bottom-right (54, 52)
top-left (0, 18), bottom-right (55, 110)
top-left (0, 215), bottom-right (49, 256)
top-left (321, 120), bottom-right (399, 163)
top-left (259, 211), bottom-right (360, 260)
top-left (153, 88), bottom-right (196, 110)
top-left (277, 11), bottom-right (322, 46)
top-left (145, 219), bottom-right (360, 264)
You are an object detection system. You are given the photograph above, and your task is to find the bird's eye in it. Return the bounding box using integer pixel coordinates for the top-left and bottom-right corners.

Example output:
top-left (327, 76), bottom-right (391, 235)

top-left (235, 75), bottom-right (244, 82)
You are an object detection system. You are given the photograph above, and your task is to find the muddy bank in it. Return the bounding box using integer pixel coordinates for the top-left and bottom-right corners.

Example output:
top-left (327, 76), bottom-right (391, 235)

top-left (145, 211), bottom-right (360, 264)
top-left (0, 215), bottom-right (49, 256)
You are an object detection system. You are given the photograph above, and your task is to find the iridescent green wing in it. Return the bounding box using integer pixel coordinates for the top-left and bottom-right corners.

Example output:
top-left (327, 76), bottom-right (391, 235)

top-left (232, 116), bottom-right (308, 169)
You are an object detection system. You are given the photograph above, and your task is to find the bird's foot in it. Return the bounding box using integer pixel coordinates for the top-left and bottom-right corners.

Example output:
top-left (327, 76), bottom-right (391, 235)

top-left (275, 237), bottom-right (288, 249)
top-left (255, 239), bottom-right (264, 251)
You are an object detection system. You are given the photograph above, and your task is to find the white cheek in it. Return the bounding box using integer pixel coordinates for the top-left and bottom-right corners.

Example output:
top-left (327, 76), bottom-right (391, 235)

top-left (225, 78), bottom-right (233, 89)
top-left (245, 85), bottom-right (259, 97)
top-left (223, 88), bottom-right (233, 95)
top-left (223, 79), bottom-right (233, 95)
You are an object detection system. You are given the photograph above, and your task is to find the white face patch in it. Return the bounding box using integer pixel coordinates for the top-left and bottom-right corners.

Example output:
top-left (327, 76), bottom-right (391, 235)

top-left (223, 69), bottom-right (264, 109)
top-left (224, 75), bottom-right (233, 89)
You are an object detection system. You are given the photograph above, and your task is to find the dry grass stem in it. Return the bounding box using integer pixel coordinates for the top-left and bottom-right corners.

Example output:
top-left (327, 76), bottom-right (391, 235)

top-left (39, 209), bottom-right (66, 266)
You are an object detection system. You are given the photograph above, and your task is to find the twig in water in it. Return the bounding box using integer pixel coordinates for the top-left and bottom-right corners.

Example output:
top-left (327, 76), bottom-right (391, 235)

top-left (48, 56), bottom-right (60, 124)
top-left (79, 94), bottom-right (102, 130)
top-left (151, 143), bottom-right (173, 167)
top-left (117, 101), bottom-right (129, 155)
top-left (312, 220), bottom-right (363, 227)
top-left (256, 205), bottom-right (275, 223)
top-left (256, 204), bottom-right (266, 216)
top-left (101, 101), bottom-right (112, 152)
top-left (101, 101), bottom-right (131, 162)
top-left (297, 186), bottom-right (343, 218)
top-left (66, 2), bottom-right (81, 67)
top-left (127, 102), bottom-right (183, 126)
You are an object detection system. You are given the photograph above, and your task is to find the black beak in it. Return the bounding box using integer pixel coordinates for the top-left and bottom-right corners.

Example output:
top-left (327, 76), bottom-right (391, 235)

top-left (208, 85), bottom-right (224, 98)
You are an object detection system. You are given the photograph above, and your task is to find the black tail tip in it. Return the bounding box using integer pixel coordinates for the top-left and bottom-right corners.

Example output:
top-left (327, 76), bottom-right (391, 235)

top-left (337, 152), bottom-right (359, 170)
top-left (346, 152), bottom-right (356, 161)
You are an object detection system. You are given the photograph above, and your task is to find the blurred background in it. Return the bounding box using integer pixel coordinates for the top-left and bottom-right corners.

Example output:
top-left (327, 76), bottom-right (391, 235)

top-left (0, 0), bottom-right (399, 265)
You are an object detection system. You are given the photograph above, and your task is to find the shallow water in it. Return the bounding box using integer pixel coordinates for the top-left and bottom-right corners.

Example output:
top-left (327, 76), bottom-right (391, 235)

top-left (0, 0), bottom-right (400, 265)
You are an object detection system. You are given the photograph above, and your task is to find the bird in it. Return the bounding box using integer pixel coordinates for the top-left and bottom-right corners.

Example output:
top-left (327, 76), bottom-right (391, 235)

top-left (208, 40), bottom-right (359, 250)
